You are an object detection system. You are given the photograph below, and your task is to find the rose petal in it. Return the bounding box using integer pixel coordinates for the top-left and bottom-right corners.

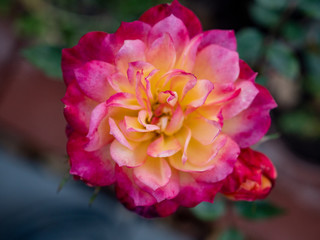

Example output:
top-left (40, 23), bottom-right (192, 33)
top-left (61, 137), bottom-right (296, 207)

top-left (193, 44), bottom-right (239, 84)
top-left (147, 135), bottom-right (181, 158)
top-left (74, 60), bottom-right (116, 102)
top-left (139, 0), bottom-right (202, 38)
top-left (198, 30), bottom-right (237, 52)
top-left (115, 40), bottom-right (146, 74)
top-left (134, 157), bottom-right (171, 190)
top-left (238, 59), bottom-right (257, 82)
top-left (115, 21), bottom-right (151, 44)
top-left (68, 132), bottom-right (115, 186)
top-left (147, 33), bottom-right (176, 72)
top-left (110, 139), bottom-right (148, 167)
top-left (148, 15), bottom-right (189, 56)
top-left (62, 32), bottom-right (117, 85)
top-left (62, 81), bottom-right (97, 134)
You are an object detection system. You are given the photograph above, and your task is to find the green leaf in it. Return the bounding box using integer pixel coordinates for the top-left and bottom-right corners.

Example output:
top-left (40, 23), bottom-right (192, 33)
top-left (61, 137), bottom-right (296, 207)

top-left (281, 22), bottom-right (306, 47)
top-left (218, 228), bottom-right (245, 240)
top-left (266, 41), bottom-right (300, 80)
top-left (235, 201), bottom-right (284, 220)
top-left (278, 110), bottom-right (320, 138)
top-left (191, 200), bottom-right (226, 221)
top-left (237, 28), bottom-right (264, 66)
top-left (250, 3), bottom-right (281, 28)
top-left (57, 173), bottom-right (71, 193)
top-left (22, 45), bottom-right (63, 79)
top-left (298, 0), bottom-right (320, 20)
top-left (255, 0), bottom-right (289, 10)
top-left (304, 52), bottom-right (320, 98)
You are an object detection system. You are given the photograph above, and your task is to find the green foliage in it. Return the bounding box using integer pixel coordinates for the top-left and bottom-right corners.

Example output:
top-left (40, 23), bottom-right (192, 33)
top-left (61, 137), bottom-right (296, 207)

top-left (304, 52), bottom-right (320, 98)
top-left (267, 41), bottom-right (300, 80)
top-left (282, 22), bottom-right (306, 47)
top-left (250, 2), bottom-right (281, 28)
top-left (191, 199), bottom-right (225, 221)
top-left (236, 28), bottom-right (263, 66)
top-left (22, 45), bottom-right (63, 79)
top-left (218, 228), bottom-right (245, 240)
top-left (278, 110), bottom-right (320, 138)
top-left (235, 201), bottom-right (284, 220)
top-left (256, 0), bottom-right (289, 10)
top-left (298, 0), bottom-right (320, 20)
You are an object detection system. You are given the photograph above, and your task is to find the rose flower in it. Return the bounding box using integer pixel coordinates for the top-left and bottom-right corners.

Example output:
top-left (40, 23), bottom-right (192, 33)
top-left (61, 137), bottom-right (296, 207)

top-left (62, 0), bottom-right (277, 217)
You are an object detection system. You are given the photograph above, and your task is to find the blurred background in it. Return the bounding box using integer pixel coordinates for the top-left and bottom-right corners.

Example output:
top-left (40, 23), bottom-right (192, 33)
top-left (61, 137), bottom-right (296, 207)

top-left (0, 0), bottom-right (320, 239)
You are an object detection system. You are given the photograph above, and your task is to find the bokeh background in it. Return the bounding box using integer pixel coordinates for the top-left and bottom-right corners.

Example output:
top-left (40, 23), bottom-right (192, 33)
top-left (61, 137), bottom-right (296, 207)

top-left (0, 0), bottom-right (320, 239)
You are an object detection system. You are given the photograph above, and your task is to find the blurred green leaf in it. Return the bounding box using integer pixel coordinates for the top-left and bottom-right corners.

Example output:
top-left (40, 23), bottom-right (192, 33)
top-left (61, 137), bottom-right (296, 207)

top-left (22, 45), bottom-right (63, 79)
top-left (278, 110), bottom-right (320, 138)
top-left (15, 15), bottom-right (45, 37)
top-left (235, 201), bottom-right (284, 220)
top-left (191, 200), bottom-right (225, 221)
top-left (218, 228), bottom-right (245, 240)
top-left (304, 52), bottom-right (320, 97)
top-left (0, 0), bottom-right (11, 14)
top-left (298, 0), bottom-right (320, 20)
top-left (250, 3), bottom-right (281, 28)
top-left (267, 41), bottom-right (300, 80)
top-left (237, 28), bottom-right (264, 66)
top-left (282, 22), bottom-right (306, 47)
top-left (255, 0), bottom-right (289, 10)
top-left (255, 75), bottom-right (268, 86)
top-left (89, 187), bottom-right (101, 206)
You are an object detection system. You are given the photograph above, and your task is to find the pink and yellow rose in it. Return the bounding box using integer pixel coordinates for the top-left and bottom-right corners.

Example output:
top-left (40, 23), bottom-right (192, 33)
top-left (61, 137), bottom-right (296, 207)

top-left (62, 0), bottom-right (277, 217)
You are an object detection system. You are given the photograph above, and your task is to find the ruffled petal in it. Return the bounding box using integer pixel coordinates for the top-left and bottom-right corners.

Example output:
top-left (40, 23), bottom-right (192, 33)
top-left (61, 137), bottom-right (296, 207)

top-left (62, 81), bottom-right (97, 134)
top-left (68, 132), bottom-right (115, 186)
top-left (222, 84), bottom-right (277, 148)
top-left (110, 139), bottom-right (148, 167)
top-left (62, 32), bottom-right (117, 85)
top-left (139, 0), bottom-right (202, 38)
top-left (133, 157), bottom-right (171, 190)
top-left (148, 15), bottom-right (189, 56)
top-left (147, 135), bottom-right (181, 158)
top-left (198, 30), bottom-right (237, 52)
top-left (147, 33), bottom-right (176, 72)
top-left (193, 44), bottom-right (239, 84)
top-left (115, 21), bottom-right (151, 44)
top-left (74, 60), bottom-right (116, 102)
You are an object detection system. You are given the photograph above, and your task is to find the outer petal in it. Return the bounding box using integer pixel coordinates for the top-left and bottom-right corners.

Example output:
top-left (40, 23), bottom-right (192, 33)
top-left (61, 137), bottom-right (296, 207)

top-left (67, 133), bottom-right (115, 186)
top-left (62, 81), bottom-right (97, 134)
top-left (74, 60), bottom-right (116, 102)
top-left (198, 30), bottom-right (237, 52)
top-left (62, 32), bottom-right (117, 85)
top-left (238, 59), bottom-right (257, 82)
top-left (222, 84), bottom-right (277, 148)
top-left (193, 44), bottom-right (239, 84)
top-left (139, 0), bottom-right (202, 38)
top-left (133, 157), bottom-right (171, 190)
top-left (148, 15), bottom-right (189, 56)
top-left (221, 148), bottom-right (277, 200)
top-left (115, 21), bottom-right (151, 44)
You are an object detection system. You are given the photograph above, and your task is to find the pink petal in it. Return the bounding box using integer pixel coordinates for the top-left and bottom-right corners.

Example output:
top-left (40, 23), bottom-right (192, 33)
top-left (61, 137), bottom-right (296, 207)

top-left (198, 30), bottom-right (237, 52)
top-left (192, 135), bottom-right (240, 182)
top-left (124, 114), bottom-right (159, 132)
top-left (164, 104), bottom-right (184, 135)
top-left (115, 166), bottom-right (157, 208)
top-left (222, 84), bottom-right (277, 148)
top-left (222, 80), bottom-right (259, 120)
top-left (62, 32), bottom-right (117, 85)
top-left (110, 140), bottom-right (148, 167)
top-left (115, 21), bottom-right (151, 44)
top-left (85, 102), bottom-right (113, 151)
top-left (74, 60), bottom-right (116, 102)
top-left (169, 72), bottom-right (197, 101)
top-left (108, 72), bottom-right (133, 93)
top-left (68, 132), bottom-right (115, 186)
top-left (115, 40), bottom-right (146, 74)
top-left (148, 15), bottom-right (189, 56)
top-left (62, 81), bottom-right (97, 134)
top-left (139, 0), bottom-right (202, 38)
top-left (193, 44), bottom-right (239, 84)
top-left (109, 117), bottom-right (136, 150)
top-left (106, 92), bottom-right (141, 110)
top-left (175, 34), bottom-right (203, 72)
top-left (147, 135), bottom-right (181, 158)
top-left (238, 59), bottom-right (257, 82)
top-left (133, 157), bottom-right (171, 190)
top-left (147, 33), bottom-right (176, 72)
